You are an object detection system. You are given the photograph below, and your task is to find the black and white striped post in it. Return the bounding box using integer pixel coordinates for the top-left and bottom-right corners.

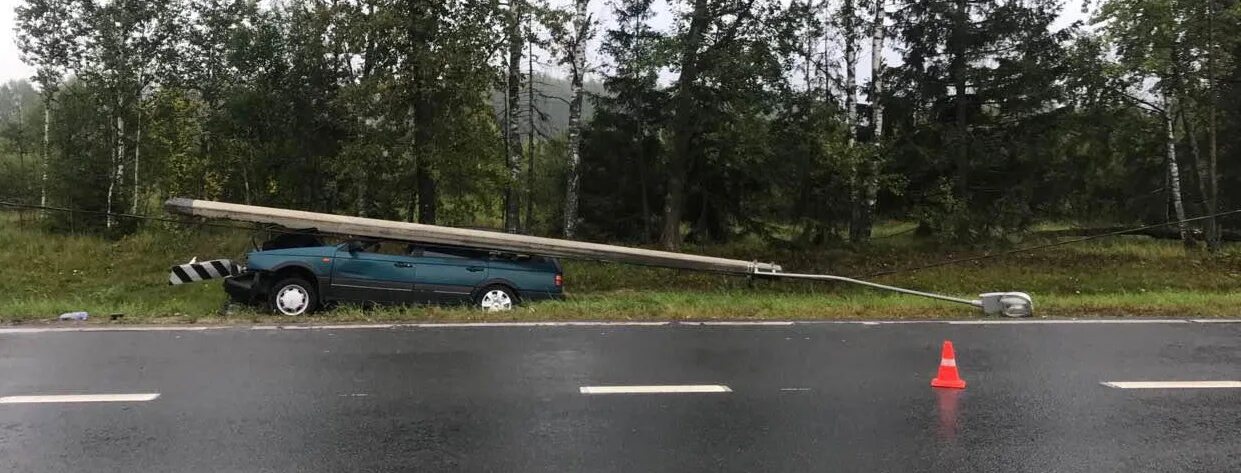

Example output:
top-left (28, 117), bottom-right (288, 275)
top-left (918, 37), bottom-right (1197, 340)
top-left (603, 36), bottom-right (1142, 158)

top-left (169, 259), bottom-right (241, 285)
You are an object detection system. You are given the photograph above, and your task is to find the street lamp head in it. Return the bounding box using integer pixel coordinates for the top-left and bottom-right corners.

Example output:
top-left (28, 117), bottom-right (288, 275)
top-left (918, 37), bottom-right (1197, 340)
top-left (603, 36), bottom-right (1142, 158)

top-left (979, 292), bottom-right (1034, 318)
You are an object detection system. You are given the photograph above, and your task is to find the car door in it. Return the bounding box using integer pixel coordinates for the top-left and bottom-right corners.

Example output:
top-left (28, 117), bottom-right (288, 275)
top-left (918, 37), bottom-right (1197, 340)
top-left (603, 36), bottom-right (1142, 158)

top-left (328, 241), bottom-right (419, 304)
top-left (412, 247), bottom-right (489, 304)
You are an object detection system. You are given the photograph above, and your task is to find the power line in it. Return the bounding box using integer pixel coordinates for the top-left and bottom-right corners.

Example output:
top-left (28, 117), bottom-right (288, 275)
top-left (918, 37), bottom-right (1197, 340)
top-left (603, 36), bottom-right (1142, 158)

top-left (858, 209), bottom-right (1241, 279)
top-left (4, 200), bottom-right (1238, 279)
top-left (0, 201), bottom-right (340, 240)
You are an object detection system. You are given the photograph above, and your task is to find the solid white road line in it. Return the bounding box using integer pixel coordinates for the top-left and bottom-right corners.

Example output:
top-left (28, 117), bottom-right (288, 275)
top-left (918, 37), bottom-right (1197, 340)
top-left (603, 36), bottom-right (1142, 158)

top-left (5, 318), bottom-right (1239, 334)
top-left (1101, 381), bottom-right (1241, 389)
top-left (580, 385), bottom-right (732, 394)
top-left (949, 319), bottom-right (1189, 325)
top-left (0, 393), bottom-right (161, 404)
top-left (0, 326), bottom-right (227, 334)
top-left (693, 321), bottom-right (796, 326)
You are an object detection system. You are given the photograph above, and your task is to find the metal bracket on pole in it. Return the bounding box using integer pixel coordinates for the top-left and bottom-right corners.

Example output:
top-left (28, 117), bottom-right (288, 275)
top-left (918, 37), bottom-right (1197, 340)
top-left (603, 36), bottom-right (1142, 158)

top-left (751, 269), bottom-right (1033, 317)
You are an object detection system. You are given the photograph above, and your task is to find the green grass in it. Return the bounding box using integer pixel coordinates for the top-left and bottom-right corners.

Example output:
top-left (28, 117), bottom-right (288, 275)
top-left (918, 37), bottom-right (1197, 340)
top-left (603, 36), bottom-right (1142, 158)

top-left (3, 212), bottom-right (1241, 324)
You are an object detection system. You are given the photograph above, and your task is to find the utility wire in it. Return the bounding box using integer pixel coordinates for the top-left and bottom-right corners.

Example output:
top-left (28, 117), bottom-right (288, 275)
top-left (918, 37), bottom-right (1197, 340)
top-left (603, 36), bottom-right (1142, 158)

top-left (858, 209), bottom-right (1241, 279)
top-left (4, 200), bottom-right (1239, 279)
top-left (0, 201), bottom-right (344, 241)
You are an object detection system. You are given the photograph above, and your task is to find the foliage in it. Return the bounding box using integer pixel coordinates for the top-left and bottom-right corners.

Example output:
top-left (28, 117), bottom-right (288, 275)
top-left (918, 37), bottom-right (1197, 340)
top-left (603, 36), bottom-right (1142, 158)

top-left (1, 0), bottom-right (1239, 248)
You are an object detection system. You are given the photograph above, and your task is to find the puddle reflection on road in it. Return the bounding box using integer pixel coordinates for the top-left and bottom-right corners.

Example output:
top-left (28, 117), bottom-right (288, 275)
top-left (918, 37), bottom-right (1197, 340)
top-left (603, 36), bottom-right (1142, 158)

top-left (935, 388), bottom-right (963, 442)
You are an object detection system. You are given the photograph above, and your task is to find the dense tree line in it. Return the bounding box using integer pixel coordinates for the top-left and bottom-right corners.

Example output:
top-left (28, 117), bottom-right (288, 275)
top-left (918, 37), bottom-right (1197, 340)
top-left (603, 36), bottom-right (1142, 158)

top-left (1, 0), bottom-right (1239, 251)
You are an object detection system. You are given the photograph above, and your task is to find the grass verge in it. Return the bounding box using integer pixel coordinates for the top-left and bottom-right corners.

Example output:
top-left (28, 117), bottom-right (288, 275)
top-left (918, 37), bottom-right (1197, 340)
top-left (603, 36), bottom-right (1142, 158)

top-left (3, 213), bottom-right (1241, 324)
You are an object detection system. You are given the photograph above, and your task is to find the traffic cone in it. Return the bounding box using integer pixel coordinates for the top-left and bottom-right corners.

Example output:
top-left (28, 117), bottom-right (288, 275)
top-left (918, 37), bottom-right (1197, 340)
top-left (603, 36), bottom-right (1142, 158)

top-left (931, 340), bottom-right (967, 389)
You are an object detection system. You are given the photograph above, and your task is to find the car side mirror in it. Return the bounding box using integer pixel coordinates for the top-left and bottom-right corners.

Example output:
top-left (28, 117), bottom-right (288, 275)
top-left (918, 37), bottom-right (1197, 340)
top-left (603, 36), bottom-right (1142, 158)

top-left (346, 240), bottom-right (364, 253)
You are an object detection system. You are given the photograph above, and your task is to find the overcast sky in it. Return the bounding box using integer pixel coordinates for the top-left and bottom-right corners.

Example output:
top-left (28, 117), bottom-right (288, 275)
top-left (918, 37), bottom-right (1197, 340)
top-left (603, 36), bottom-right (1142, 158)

top-left (0, 0), bottom-right (1090, 85)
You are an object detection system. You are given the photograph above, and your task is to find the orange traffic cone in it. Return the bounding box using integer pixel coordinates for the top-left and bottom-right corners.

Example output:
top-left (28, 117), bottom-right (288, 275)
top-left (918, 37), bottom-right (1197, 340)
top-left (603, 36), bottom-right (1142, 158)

top-left (931, 340), bottom-right (967, 389)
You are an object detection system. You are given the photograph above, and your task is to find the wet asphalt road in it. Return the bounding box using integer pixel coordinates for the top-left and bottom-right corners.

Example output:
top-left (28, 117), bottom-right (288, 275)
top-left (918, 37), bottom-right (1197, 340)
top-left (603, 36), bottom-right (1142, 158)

top-left (2, 321), bottom-right (1241, 472)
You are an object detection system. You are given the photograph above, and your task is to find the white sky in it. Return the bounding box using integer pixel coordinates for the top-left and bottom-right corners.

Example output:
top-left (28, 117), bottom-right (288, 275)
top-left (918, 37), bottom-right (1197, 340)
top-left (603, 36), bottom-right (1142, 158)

top-left (0, 0), bottom-right (26, 82)
top-left (0, 0), bottom-right (1090, 84)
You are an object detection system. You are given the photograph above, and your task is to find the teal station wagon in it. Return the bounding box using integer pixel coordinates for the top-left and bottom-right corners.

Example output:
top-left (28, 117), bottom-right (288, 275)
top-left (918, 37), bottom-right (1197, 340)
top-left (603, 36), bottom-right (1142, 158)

top-left (224, 235), bottom-right (564, 315)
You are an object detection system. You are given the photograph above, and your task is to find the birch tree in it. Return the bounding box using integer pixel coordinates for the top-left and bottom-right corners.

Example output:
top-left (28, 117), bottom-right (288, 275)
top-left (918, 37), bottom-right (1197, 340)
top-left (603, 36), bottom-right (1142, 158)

top-left (840, 0), bottom-right (857, 142)
top-left (77, 0), bottom-right (181, 226)
top-left (15, 0), bottom-right (80, 214)
top-left (1095, 0), bottom-right (1217, 246)
top-left (1164, 93), bottom-right (1189, 242)
top-left (550, 0), bottom-right (594, 238)
top-left (850, 0), bottom-right (884, 242)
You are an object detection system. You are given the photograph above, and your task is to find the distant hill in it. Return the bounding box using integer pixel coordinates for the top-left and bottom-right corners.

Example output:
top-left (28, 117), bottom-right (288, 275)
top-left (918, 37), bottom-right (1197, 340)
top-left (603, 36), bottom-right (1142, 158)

top-left (491, 73), bottom-right (607, 139)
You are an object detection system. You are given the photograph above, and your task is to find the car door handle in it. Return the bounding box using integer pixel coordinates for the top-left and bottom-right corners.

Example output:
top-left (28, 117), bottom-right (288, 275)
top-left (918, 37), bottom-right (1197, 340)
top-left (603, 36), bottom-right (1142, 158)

top-left (467, 266), bottom-right (484, 272)
top-left (394, 262), bottom-right (413, 268)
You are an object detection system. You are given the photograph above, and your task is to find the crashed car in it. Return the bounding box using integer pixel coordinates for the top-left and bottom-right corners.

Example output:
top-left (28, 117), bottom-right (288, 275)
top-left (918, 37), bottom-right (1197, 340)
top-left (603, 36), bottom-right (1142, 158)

top-left (225, 233), bottom-right (564, 315)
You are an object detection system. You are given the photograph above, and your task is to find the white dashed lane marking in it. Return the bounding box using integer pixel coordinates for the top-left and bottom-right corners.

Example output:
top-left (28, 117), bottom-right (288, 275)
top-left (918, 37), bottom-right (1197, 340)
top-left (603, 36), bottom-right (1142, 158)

top-left (580, 385), bottom-right (732, 394)
top-left (1102, 381), bottom-right (1241, 389)
top-left (0, 393), bottom-right (161, 404)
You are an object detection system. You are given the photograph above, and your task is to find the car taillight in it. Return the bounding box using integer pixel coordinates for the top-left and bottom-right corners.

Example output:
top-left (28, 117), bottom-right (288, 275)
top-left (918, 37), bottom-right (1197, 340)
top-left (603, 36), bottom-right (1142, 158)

top-left (554, 274), bottom-right (563, 287)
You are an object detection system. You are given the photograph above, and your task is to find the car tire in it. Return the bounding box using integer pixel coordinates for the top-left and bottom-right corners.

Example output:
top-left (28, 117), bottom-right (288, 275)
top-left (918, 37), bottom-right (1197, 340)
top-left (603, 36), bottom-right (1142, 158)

top-left (268, 277), bottom-right (318, 316)
top-left (476, 285), bottom-right (517, 312)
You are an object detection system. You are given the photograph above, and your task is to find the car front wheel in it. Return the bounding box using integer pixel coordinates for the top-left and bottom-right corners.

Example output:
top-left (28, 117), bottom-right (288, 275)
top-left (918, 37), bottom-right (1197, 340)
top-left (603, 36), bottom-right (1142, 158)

top-left (477, 285), bottom-right (517, 312)
top-left (268, 277), bottom-right (317, 316)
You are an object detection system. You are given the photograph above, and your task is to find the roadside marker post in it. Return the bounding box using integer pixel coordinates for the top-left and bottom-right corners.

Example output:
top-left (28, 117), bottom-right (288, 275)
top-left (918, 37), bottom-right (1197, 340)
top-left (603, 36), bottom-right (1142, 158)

top-left (169, 258), bottom-right (242, 285)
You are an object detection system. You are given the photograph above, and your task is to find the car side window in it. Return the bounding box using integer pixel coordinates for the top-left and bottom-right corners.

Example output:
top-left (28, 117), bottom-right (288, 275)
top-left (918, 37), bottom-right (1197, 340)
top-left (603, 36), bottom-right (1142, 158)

top-left (424, 249), bottom-right (465, 259)
top-left (360, 241), bottom-right (412, 257)
top-left (423, 247), bottom-right (487, 260)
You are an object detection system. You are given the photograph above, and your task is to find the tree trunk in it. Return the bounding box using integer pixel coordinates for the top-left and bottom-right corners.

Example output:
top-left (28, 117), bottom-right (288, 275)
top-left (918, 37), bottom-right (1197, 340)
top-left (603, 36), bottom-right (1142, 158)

top-left (132, 102), bottom-right (141, 214)
top-left (844, 0), bottom-right (861, 241)
top-left (870, 0), bottom-right (885, 145)
top-left (949, 0), bottom-right (969, 237)
top-left (417, 157), bottom-right (436, 224)
top-left (842, 0), bottom-right (857, 142)
top-left (851, 0), bottom-right (884, 243)
top-left (106, 113), bottom-right (125, 228)
top-left (866, 0), bottom-right (885, 210)
top-left (504, 0), bottom-right (524, 233)
top-left (633, 12), bottom-right (651, 242)
top-left (355, 165), bottom-right (368, 217)
top-left (403, 122), bottom-right (417, 223)
top-left (1205, 0), bottom-right (1220, 252)
top-left (525, 38), bottom-right (536, 234)
top-left (242, 148), bottom-right (252, 205)
top-left (40, 100), bottom-right (49, 212)
top-left (637, 135), bottom-right (651, 241)
top-left (563, 0), bottom-right (588, 239)
top-left (15, 100), bottom-right (25, 202)
top-left (1180, 103), bottom-right (1212, 239)
top-left (412, 74), bottom-right (436, 224)
top-left (662, 0), bottom-right (710, 250)
top-left (1164, 94), bottom-right (1190, 246)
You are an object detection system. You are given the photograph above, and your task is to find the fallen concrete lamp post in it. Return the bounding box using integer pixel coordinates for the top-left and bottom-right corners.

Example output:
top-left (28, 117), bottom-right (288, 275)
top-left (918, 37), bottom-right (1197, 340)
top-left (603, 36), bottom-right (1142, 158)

top-left (166, 198), bottom-right (1034, 318)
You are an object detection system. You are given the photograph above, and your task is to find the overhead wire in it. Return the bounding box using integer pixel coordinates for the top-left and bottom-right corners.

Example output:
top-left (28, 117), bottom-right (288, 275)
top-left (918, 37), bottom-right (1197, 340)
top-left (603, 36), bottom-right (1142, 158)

top-left (4, 200), bottom-right (1239, 280)
top-left (857, 209), bottom-right (1241, 279)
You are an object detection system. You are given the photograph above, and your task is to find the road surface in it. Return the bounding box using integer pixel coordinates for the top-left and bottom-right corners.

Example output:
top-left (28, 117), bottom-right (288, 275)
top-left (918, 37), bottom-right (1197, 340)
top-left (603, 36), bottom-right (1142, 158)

top-left (2, 320), bottom-right (1240, 472)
